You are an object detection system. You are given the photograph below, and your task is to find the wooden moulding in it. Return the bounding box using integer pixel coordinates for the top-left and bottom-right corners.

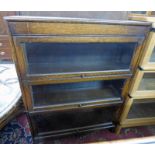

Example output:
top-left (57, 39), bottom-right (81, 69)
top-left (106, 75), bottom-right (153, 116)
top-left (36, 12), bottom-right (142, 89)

top-left (5, 16), bottom-right (151, 36)
top-left (3, 15), bottom-right (152, 24)
top-left (25, 73), bottom-right (132, 85)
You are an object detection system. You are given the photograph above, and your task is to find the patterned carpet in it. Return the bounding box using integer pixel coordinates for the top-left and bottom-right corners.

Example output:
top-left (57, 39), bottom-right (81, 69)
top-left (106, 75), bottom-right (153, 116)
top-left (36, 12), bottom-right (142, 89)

top-left (0, 113), bottom-right (155, 144)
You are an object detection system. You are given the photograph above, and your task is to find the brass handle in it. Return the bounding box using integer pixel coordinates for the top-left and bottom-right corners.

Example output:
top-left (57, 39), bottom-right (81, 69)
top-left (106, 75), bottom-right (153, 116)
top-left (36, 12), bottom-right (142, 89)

top-left (0, 51), bottom-right (5, 55)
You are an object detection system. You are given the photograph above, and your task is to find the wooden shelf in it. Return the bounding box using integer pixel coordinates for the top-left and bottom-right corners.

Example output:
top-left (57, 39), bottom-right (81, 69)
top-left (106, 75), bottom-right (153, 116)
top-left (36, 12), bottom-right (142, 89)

top-left (32, 80), bottom-right (124, 109)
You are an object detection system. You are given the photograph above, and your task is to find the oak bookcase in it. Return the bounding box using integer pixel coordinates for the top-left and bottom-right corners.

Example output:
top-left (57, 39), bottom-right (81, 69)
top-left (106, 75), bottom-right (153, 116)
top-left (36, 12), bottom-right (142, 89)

top-left (5, 16), bottom-right (151, 142)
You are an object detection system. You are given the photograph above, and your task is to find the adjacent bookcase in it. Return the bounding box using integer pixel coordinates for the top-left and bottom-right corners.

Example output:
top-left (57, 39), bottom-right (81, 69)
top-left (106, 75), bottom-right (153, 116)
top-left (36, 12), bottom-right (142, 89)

top-left (116, 15), bottom-right (155, 134)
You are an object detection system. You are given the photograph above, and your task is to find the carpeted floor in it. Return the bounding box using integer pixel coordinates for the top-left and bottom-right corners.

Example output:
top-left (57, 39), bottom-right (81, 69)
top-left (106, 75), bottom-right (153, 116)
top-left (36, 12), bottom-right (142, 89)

top-left (0, 113), bottom-right (155, 144)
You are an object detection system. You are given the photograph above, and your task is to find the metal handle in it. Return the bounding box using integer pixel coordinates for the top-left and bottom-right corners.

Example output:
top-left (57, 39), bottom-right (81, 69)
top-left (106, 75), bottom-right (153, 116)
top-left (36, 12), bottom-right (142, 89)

top-left (0, 42), bottom-right (2, 46)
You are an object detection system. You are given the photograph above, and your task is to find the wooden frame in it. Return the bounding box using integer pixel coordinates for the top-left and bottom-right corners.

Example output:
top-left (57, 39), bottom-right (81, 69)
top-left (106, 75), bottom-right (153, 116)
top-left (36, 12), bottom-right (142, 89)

top-left (129, 69), bottom-right (155, 98)
top-left (5, 16), bottom-right (151, 36)
top-left (139, 31), bottom-right (155, 70)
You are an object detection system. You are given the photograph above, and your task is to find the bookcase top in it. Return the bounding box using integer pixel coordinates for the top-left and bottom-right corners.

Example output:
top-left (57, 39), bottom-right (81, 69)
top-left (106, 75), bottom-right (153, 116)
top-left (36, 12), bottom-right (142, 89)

top-left (4, 16), bottom-right (151, 26)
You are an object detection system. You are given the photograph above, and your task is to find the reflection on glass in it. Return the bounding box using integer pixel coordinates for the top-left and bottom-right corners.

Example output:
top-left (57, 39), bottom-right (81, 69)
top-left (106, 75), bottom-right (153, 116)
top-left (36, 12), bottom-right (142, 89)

top-left (149, 47), bottom-right (155, 62)
top-left (128, 99), bottom-right (155, 119)
top-left (22, 42), bottom-right (137, 75)
top-left (138, 73), bottom-right (155, 90)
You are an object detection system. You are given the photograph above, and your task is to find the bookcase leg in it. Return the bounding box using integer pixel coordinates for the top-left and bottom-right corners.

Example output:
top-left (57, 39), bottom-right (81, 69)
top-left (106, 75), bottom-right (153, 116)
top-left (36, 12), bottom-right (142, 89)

top-left (115, 125), bottom-right (122, 135)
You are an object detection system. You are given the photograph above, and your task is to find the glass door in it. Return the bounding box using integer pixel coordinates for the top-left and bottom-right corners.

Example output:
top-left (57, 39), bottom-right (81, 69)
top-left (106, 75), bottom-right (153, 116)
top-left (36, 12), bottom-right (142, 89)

top-left (30, 79), bottom-right (124, 110)
top-left (13, 36), bottom-right (143, 82)
top-left (129, 69), bottom-right (155, 98)
top-left (127, 99), bottom-right (155, 119)
top-left (23, 42), bottom-right (136, 75)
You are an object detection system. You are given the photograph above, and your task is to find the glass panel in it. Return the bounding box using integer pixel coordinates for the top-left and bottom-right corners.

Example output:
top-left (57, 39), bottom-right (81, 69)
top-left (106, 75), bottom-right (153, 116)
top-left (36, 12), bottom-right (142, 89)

top-left (149, 47), bottom-right (155, 62)
top-left (128, 99), bottom-right (155, 119)
top-left (138, 73), bottom-right (155, 91)
top-left (22, 42), bottom-right (137, 75)
top-left (32, 79), bottom-right (124, 107)
top-left (31, 106), bottom-right (118, 134)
